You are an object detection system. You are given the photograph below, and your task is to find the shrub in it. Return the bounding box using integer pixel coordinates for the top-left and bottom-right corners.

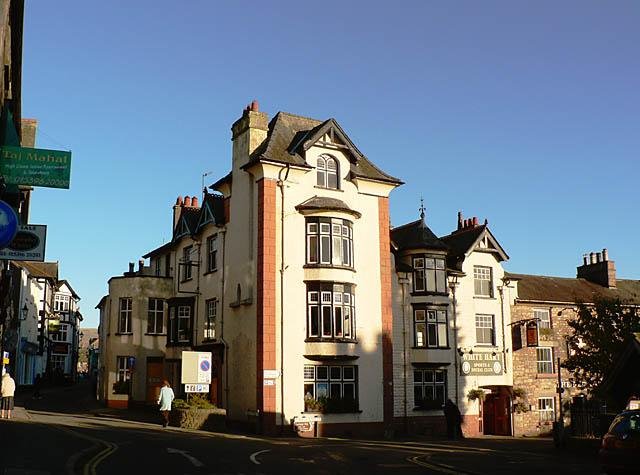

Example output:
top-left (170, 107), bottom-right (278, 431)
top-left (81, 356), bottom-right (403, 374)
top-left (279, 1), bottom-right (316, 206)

top-left (467, 389), bottom-right (486, 402)
top-left (112, 380), bottom-right (130, 395)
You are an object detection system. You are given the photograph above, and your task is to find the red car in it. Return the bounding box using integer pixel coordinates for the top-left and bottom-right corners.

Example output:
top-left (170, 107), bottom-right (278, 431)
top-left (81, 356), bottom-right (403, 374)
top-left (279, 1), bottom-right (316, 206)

top-left (599, 409), bottom-right (640, 474)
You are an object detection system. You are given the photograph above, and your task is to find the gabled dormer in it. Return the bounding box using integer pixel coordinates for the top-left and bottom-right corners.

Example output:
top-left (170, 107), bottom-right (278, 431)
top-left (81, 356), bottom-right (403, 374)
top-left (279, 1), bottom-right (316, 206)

top-left (195, 193), bottom-right (226, 233)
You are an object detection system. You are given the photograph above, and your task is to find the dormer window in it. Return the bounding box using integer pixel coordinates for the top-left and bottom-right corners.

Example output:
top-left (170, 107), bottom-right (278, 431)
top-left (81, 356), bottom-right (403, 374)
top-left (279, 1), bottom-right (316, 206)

top-left (317, 154), bottom-right (339, 189)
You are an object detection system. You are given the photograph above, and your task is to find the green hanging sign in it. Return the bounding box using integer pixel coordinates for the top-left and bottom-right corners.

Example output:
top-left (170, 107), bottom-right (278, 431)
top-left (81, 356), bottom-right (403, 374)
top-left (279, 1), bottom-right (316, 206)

top-left (0, 145), bottom-right (71, 189)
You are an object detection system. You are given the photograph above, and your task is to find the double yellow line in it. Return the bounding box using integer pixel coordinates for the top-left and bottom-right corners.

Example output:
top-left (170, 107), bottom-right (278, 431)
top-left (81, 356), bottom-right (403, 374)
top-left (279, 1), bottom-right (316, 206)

top-left (83, 441), bottom-right (118, 475)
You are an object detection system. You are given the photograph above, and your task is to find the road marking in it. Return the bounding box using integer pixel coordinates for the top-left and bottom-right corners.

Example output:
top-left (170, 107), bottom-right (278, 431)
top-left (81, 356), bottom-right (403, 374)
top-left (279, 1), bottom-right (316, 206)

top-left (85, 442), bottom-right (117, 475)
top-left (326, 451), bottom-right (347, 462)
top-left (408, 455), bottom-right (478, 475)
top-left (249, 449), bottom-right (270, 465)
top-left (166, 448), bottom-right (204, 467)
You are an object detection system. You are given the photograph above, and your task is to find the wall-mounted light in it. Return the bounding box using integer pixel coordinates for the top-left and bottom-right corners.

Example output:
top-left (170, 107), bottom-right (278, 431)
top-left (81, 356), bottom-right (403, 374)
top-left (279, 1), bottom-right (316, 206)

top-left (20, 304), bottom-right (28, 321)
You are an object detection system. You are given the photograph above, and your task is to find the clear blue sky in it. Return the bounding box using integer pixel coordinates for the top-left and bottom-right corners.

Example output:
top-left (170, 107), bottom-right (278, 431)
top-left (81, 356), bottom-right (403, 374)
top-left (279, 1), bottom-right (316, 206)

top-left (21, 1), bottom-right (640, 328)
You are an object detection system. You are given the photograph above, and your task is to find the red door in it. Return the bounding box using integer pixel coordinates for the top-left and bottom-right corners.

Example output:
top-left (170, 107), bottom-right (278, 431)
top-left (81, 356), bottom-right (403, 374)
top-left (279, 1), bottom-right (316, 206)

top-left (483, 393), bottom-right (512, 436)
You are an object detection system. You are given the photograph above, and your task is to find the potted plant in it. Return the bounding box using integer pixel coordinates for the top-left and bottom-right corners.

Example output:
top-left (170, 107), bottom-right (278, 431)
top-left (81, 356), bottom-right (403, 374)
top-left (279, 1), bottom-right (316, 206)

top-left (467, 388), bottom-right (486, 402)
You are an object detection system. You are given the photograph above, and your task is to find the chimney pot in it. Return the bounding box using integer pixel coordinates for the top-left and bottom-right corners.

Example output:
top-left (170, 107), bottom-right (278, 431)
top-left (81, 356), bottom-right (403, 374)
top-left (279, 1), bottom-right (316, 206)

top-left (472, 217), bottom-right (478, 226)
top-left (602, 248), bottom-right (608, 261)
top-left (596, 252), bottom-right (602, 263)
top-left (583, 254), bottom-right (588, 266)
top-left (176, 196), bottom-right (183, 206)
top-left (250, 99), bottom-right (259, 112)
top-left (192, 196), bottom-right (199, 208)
top-left (138, 259), bottom-right (144, 272)
top-left (457, 211), bottom-right (463, 230)
top-left (184, 196), bottom-right (191, 207)
top-left (128, 262), bottom-right (134, 273)
top-left (589, 252), bottom-right (596, 264)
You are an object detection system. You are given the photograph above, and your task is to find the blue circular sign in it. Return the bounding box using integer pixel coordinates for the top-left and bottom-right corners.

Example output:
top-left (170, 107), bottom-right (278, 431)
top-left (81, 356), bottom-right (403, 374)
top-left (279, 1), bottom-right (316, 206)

top-left (0, 201), bottom-right (19, 249)
top-left (200, 360), bottom-right (210, 372)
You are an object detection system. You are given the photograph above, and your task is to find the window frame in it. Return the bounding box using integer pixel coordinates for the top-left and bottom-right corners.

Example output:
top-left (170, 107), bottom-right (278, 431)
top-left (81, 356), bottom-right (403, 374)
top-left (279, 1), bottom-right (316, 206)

top-left (534, 308), bottom-right (551, 329)
top-left (413, 308), bottom-right (448, 348)
top-left (536, 347), bottom-right (554, 374)
top-left (147, 298), bottom-right (164, 334)
top-left (182, 245), bottom-right (193, 281)
top-left (177, 305), bottom-right (191, 342)
top-left (204, 298), bottom-right (217, 340)
top-left (413, 368), bottom-right (447, 410)
top-left (118, 297), bottom-right (132, 334)
top-left (538, 397), bottom-right (555, 423)
top-left (306, 282), bottom-right (356, 341)
top-left (206, 234), bottom-right (218, 273)
top-left (316, 154), bottom-right (339, 190)
top-left (473, 265), bottom-right (493, 297)
top-left (305, 217), bottom-right (353, 268)
top-left (303, 364), bottom-right (358, 413)
top-left (117, 355), bottom-right (132, 382)
top-left (411, 255), bottom-right (446, 294)
top-left (51, 323), bottom-right (68, 342)
top-left (475, 314), bottom-right (495, 345)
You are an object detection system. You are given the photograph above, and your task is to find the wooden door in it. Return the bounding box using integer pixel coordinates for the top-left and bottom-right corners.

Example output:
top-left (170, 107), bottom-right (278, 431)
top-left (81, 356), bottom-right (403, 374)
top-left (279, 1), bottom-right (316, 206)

top-left (146, 359), bottom-right (164, 404)
top-left (494, 394), bottom-right (512, 435)
top-left (483, 396), bottom-right (496, 435)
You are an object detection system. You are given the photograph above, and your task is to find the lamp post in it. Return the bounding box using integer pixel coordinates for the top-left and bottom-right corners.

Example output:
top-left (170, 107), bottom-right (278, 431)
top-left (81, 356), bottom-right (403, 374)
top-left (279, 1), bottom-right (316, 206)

top-left (449, 274), bottom-right (460, 405)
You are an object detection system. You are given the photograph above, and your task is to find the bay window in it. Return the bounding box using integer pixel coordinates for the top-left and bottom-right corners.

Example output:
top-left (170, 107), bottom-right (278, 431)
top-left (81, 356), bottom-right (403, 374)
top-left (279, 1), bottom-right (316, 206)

top-left (307, 282), bottom-right (355, 340)
top-left (306, 217), bottom-right (353, 267)
top-left (414, 308), bottom-right (448, 348)
top-left (412, 255), bottom-right (446, 293)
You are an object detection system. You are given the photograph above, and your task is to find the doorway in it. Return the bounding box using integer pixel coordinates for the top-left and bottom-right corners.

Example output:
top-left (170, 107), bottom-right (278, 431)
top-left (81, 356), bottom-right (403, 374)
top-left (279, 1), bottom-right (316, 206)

top-left (482, 388), bottom-right (512, 435)
top-left (146, 357), bottom-right (164, 404)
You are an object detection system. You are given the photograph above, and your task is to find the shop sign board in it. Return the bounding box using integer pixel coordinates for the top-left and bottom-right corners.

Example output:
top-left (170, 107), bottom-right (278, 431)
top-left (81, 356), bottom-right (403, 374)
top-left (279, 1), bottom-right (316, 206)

top-left (0, 145), bottom-right (72, 189)
top-left (460, 352), bottom-right (504, 376)
top-left (0, 224), bottom-right (46, 261)
top-left (185, 384), bottom-right (209, 393)
top-left (181, 351), bottom-right (212, 384)
top-left (52, 342), bottom-right (69, 355)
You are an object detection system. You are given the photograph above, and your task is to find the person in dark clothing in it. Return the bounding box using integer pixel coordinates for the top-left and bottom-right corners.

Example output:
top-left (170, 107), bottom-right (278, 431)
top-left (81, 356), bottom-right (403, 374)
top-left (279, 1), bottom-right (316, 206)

top-left (33, 374), bottom-right (42, 399)
top-left (444, 399), bottom-right (463, 439)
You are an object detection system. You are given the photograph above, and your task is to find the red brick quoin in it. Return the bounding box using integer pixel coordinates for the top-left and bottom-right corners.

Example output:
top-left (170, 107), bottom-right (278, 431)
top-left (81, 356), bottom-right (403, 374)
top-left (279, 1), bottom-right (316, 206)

top-left (378, 196), bottom-right (394, 429)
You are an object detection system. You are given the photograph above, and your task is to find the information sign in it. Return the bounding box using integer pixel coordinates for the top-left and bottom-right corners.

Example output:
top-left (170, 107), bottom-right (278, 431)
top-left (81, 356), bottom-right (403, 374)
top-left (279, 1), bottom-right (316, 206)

top-left (184, 384), bottom-right (209, 393)
top-left (0, 224), bottom-right (46, 261)
top-left (0, 145), bottom-right (72, 189)
top-left (460, 352), bottom-right (504, 376)
top-left (181, 351), bottom-right (212, 384)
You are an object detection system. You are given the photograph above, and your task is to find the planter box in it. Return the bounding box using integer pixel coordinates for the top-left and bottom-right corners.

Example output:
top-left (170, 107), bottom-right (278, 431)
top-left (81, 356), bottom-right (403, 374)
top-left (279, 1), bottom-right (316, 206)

top-left (170, 407), bottom-right (226, 431)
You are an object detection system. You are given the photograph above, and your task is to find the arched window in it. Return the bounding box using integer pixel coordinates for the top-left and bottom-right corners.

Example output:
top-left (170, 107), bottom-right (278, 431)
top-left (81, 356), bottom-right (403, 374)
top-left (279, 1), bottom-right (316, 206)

top-left (316, 155), bottom-right (339, 189)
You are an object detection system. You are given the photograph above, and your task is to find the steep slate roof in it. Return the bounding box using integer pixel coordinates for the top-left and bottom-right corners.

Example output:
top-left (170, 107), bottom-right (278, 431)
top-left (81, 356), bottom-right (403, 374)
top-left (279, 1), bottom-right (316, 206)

top-left (12, 261), bottom-right (58, 280)
top-left (506, 272), bottom-right (640, 305)
top-left (143, 241), bottom-right (173, 259)
top-left (295, 196), bottom-right (361, 218)
top-left (243, 112), bottom-right (402, 184)
top-left (95, 295), bottom-right (107, 310)
top-left (391, 218), bottom-right (448, 251)
top-left (440, 225), bottom-right (486, 259)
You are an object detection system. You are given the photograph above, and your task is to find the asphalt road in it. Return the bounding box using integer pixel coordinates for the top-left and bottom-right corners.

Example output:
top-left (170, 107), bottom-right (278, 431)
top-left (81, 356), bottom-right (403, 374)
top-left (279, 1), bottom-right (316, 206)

top-left (0, 383), bottom-right (603, 475)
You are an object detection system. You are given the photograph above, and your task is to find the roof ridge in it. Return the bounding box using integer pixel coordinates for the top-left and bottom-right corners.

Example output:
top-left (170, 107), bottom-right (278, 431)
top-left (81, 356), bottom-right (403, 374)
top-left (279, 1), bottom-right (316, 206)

top-left (440, 224), bottom-right (486, 239)
top-left (391, 218), bottom-right (422, 231)
top-left (277, 111), bottom-right (324, 124)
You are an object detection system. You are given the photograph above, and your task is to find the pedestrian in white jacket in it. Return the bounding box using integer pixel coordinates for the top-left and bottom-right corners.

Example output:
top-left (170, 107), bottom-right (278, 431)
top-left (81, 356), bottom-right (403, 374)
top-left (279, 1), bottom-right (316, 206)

top-left (157, 380), bottom-right (174, 428)
top-left (1, 372), bottom-right (16, 419)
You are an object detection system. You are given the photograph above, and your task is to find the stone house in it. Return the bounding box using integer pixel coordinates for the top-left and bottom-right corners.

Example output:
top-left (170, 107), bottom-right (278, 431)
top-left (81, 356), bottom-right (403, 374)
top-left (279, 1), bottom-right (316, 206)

top-left (507, 250), bottom-right (640, 436)
top-left (98, 103), bottom-right (403, 436)
top-left (440, 213), bottom-right (513, 437)
top-left (390, 210), bottom-right (453, 435)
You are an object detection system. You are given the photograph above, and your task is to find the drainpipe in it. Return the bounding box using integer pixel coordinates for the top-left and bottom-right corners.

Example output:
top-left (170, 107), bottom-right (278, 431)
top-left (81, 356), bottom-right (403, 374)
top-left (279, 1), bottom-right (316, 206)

top-left (399, 272), bottom-right (410, 434)
top-left (277, 164), bottom-right (290, 432)
top-left (219, 228), bottom-right (230, 410)
top-left (498, 284), bottom-right (508, 375)
top-left (450, 280), bottom-right (460, 405)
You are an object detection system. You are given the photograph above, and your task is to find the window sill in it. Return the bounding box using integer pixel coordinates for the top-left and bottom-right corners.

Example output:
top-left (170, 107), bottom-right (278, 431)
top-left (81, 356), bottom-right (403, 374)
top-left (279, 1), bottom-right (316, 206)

top-left (115, 332), bottom-right (133, 336)
top-left (303, 264), bottom-right (355, 272)
top-left (305, 338), bottom-right (358, 344)
top-left (181, 278), bottom-right (194, 283)
top-left (314, 185), bottom-right (344, 193)
top-left (410, 291), bottom-right (450, 297)
top-left (411, 346), bottom-right (451, 350)
top-left (229, 297), bottom-right (252, 308)
top-left (413, 406), bottom-right (444, 412)
top-left (203, 269), bottom-right (218, 276)
top-left (473, 296), bottom-right (496, 300)
top-left (145, 333), bottom-right (166, 336)
top-left (536, 373), bottom-right (556, 379)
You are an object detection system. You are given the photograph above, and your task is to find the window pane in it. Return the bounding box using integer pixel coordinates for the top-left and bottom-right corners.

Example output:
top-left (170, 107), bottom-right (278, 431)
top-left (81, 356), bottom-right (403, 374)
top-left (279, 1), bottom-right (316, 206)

top-left (414, 270), bottom-right (425, 291)
top-left (343, 367), bottom-right (355, 381)
top-left (332, 235), bottom-right (342, 265)
top-left (426, 269), bottom-right (436, 291)
top-left (343, 383), bottom-right (355, 400)
top-left (415, 323), bottom-right (426, 347)
top-left (425, 258), bottom-right (435, 269)
top-left (308, 235), bottom-right (318, 263)
top-left (316, 382), bottom-right (328, 398)
top-left (424, 370), bottom-right (434, 383)
top-left (320, 236), bottom-right (331, 263)
top-left (304, 366), bottom-right (315, 380)
top-left (317, 170), bottom-right (326, 187)
top-left (304, 383), bottom-right (314, 399)
top-left (415, 310), bottom-right (426, 322)
top-left (427, 324), bottom-right (437, 347)
top-left (330, 383), bottom-right (341, 398)
top-left (322, 306), bottom-right (332, 336)
top-left (309, 306), bottom-right (319, 337)
top-left (438, 323), bottom-right (447, 347)
top-left (316, 367), bottom-right (328, 380)
top-left (344, 307), bottom-right (351, 338)
top-left (334, 307), bottom-right (343, 337)
top-left (414, 385), bottom-right (423, 403)
top-left (413, 370), bottom-right (423, 383)
top-left (330, 367), bottom-right (342, 380)
top-left (436, 270), bottom-right (446, 293)
top-left (435, 385), bottom-right (445, 404)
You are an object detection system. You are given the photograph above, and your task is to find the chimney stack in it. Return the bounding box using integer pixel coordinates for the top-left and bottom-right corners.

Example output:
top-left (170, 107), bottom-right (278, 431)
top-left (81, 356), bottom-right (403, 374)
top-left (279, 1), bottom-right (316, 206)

top-left (577, 249), bottom-right (616, 288)
top-left (231, 99), bottom-right (269, 171)
top-left (128, 262), bottom-right (134, 274)
top-left (457, 211), bottom-right (463, 230)
top-left (173, 196), bottom-right (184, 229)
